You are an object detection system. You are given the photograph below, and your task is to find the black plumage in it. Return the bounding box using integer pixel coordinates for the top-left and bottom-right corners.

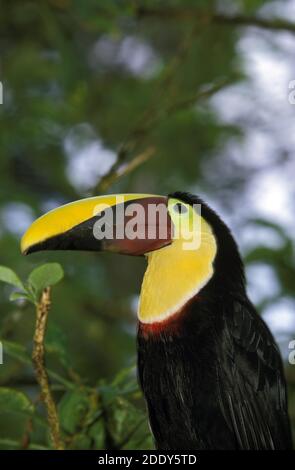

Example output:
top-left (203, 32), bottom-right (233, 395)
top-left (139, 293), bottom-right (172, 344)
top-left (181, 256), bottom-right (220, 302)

top-left (137, 192), bottom-right (292, 450)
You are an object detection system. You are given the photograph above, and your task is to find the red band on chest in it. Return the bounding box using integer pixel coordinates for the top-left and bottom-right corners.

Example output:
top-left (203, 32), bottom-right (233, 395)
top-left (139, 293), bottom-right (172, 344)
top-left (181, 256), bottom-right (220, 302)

top-left (138, 301), bottom-right (195, 339)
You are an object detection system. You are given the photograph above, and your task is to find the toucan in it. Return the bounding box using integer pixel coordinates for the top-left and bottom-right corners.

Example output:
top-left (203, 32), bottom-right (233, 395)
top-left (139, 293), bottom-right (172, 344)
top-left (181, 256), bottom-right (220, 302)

top-left (21, 192), bottom-right (292, 450)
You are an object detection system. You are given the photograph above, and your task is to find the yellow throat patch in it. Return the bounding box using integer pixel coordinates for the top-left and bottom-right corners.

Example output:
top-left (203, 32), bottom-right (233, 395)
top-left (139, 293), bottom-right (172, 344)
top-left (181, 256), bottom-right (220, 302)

top-left (138, 198), bottom-right (217, 324)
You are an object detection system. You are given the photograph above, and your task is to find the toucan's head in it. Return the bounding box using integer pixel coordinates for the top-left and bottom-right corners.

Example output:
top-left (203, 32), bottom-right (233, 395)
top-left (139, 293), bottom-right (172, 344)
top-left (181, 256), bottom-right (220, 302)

top-left (21, 192), bottom-right (244, 324)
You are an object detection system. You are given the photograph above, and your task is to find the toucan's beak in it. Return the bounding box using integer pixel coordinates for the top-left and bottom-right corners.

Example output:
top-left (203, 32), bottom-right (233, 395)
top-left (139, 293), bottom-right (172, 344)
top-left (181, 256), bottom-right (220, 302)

top-left (21, 194), bottom-right (173, 257)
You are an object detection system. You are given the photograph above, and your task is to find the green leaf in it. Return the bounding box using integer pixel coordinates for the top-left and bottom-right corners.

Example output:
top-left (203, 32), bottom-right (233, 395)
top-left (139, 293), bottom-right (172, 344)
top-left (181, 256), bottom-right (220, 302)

top-left (2, 340), bottom-right (74, 390)
top-left (0, 266), bottom-right (25, 290)
top-left (28, 263), bottom-right (64, 296)
top-left (0, 388), bottom-right (34, 414)
top-left (88, 419), bottom-right (106, 449)
top-left (0, 439), bottom-right (49, 450)
top-left (58, 389), bottom-right (90, 434)
top-left (68, 434), bottom-right (92, 450)
top-left (2, 340), bottom-right (32, 366)
top-left (45, 323), bottom-right (70, 368)
top-left (9, 291), bottom-right (29, 302)
top-left (106, 397), bottom-right (146, 447)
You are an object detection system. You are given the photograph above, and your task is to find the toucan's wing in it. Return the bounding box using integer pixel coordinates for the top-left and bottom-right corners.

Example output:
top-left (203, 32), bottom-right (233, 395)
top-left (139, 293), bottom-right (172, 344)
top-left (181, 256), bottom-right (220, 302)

top-left (218, 298), bottom-right (292, 450)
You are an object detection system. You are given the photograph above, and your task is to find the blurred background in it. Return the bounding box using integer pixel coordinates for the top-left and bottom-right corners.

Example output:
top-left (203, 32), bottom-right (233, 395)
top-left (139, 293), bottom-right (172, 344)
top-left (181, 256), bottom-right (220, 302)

top-left (0, 0), bottom-right (294, 449)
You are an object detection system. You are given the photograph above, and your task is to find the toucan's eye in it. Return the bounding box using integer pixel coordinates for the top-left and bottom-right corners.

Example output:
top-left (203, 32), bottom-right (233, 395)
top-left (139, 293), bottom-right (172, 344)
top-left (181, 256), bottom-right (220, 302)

top-left (173, 203), bottom-right (188, 214)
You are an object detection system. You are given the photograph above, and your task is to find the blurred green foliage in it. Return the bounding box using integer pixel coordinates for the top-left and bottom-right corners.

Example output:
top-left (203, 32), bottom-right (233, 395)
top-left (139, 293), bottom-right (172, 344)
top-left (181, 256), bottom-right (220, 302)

top-left (0, 0), bottom-right (294, 449)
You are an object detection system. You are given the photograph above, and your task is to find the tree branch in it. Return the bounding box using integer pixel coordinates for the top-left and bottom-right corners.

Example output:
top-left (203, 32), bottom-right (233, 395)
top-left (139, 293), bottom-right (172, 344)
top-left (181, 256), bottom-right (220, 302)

top-left (32, 287), bottom-right (64, 450)
top-left (94, 146), bottom-right (155, 194)
top-left (136, 7), bottom-right (295, 35)
top-left (153, 77), bottom-right (236, 122)
top-left (94, 78), bottom-right (232, 194)
top-left (92, 20), bottom-right (237, 195)
top-left (93, 27), bottom-right (198, 195)
top-left (215, 13), bottom-right (295, 34)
